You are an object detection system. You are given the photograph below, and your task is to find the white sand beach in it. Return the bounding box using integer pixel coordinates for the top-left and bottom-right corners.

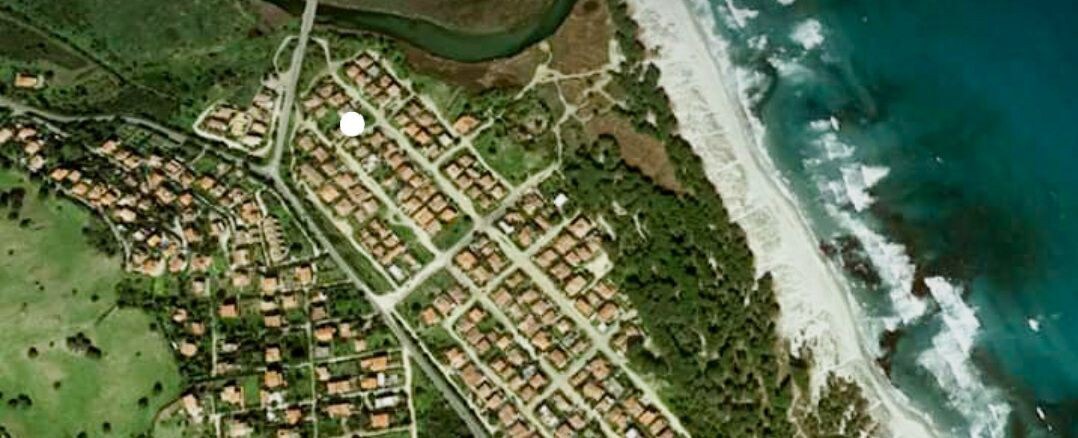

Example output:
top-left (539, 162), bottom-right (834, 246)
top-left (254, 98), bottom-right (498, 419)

top-left (627, 0), bottom-right (940, 435)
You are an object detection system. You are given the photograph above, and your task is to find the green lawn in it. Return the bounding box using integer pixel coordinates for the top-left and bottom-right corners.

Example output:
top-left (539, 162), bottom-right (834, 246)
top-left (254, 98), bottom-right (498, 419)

top-left (397, 270), bottom-right (455, 326)
top-left (470, 86), bottom-right (560, 185)
top-left (432, 217), bottom-right (473, 250)
top-left (0, 171), bottom-right (182, 437)
top-left (472, 132), bottom-right (554, 185)
top-left (0, 13), bottom-right (88, 71)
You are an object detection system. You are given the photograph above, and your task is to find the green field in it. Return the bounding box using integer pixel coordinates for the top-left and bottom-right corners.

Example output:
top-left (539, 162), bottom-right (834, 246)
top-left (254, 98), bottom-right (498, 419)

top-left (0, 0), bottom-right (296, 126)
top-left (0, 171), bottom-right (182, 437)
top-left (0, 14), bottom-right (88, 70)
top-left (410, 359), bottom-right (470, 438)
top-left (471, 85), bottom-right (560, 184)
top-left (472, 130), bottom-right (555, 185)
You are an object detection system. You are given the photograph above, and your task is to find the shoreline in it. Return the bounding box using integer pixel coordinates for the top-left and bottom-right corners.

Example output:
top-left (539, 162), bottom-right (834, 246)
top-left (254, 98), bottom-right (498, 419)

top-left (627, 0), bottom-right (940, 435)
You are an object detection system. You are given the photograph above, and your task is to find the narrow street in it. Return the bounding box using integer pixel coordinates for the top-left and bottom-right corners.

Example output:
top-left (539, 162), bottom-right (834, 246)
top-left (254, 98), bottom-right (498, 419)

top-left (251, 2), bottom-right (491, 436)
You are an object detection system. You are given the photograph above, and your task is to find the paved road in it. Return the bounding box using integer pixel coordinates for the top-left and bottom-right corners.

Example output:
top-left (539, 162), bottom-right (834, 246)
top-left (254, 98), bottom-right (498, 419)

top-left (0, 95), bottom-right (190, 144)
top-left (253, 2), bottom-right (491, 436)
top-left (254, 0), bottom-right (317, 178)
top-left (317, 53), bottom-right (692, 434)
top-left (1, 1), bottom-right (490, 432)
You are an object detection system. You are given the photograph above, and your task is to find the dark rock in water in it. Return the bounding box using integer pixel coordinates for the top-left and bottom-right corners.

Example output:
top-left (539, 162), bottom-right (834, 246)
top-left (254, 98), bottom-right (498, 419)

top-left (819, 240), bottom-right (838, 258)
top-left (876, 328), bottom-right (905, 378)
top-left (911, 266), bottom-right (931, 298)
top-left (824, 234), bottom-right (882, 288)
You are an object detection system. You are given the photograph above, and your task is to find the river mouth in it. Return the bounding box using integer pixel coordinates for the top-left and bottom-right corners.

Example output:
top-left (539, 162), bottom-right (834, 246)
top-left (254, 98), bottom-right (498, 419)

top-left (263, 0), bottom-right (579, 62)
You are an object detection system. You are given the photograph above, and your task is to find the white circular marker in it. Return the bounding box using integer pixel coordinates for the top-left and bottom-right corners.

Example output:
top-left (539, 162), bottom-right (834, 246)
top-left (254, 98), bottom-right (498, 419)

top-left (339, 111), bottom-right (365, 137)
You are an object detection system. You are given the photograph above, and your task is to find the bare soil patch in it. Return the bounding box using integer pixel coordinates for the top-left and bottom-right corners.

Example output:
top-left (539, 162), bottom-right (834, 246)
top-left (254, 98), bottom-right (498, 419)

top-left (549, 0), bottom-right (612, 74)
top-left (402, 44), bottom-right (544, 91)
top-left (587, 114), bottom-right (683, 192)
top-left (250, 0), bottom-right (294, 31)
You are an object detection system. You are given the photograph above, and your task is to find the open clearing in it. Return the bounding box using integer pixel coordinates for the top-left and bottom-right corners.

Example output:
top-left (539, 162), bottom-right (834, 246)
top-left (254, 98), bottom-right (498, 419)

top-left (587, 114), bottom-right (683, 192)
top-left (548, 0), bottom-right (611, 74)
top-left (0, 170), bottom-right (181, 437)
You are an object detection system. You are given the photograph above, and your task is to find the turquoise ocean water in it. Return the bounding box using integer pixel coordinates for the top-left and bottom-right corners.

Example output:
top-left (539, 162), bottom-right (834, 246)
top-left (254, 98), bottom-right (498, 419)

top-left (699, 0), bottom-right (1078, 436)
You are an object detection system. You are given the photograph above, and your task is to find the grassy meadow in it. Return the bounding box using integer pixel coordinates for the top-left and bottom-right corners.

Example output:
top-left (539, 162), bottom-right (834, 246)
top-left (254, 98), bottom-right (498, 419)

top-left (0, 171), bottom-right (182, 437)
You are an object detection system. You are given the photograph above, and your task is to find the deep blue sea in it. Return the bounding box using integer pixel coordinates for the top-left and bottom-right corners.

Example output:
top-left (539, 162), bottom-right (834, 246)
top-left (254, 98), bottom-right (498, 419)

top-left (702, 0), bottom-right (1078, 436)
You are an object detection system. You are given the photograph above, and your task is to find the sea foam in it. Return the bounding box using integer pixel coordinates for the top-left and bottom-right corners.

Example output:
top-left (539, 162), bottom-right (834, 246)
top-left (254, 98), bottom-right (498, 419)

top-left (917, 278), bottom-right (1012, 437)
top-left (791, 19), bottom-right (825, 50)
top-left (695, 1), bottom-right (1011, 435)
top-left (722, 0), bottom-right (758, 28)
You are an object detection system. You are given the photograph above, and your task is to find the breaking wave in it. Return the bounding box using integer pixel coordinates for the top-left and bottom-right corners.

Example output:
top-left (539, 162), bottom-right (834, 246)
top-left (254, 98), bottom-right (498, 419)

top-left (695, 0), bottom-right (1014, 435)
top-left (918, 278), bottom-right (1011, 437)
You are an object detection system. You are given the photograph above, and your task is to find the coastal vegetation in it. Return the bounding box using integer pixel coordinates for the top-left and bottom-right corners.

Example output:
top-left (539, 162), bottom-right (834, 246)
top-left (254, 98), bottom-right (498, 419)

top-left (355, 0), bottom-right (865, 433)
top-left (557, 1), bottom-right (876, 435)
top-left (0, 0), bottom-right (885, 434)
top-left (0, 169), bottom-right (181, 437)
top-left (795, 372), bottom-right (878, 436)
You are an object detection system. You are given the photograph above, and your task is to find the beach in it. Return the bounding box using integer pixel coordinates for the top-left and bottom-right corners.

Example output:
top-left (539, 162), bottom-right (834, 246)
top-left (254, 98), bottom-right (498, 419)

top-left (626, 0), bottom-right (939, 435)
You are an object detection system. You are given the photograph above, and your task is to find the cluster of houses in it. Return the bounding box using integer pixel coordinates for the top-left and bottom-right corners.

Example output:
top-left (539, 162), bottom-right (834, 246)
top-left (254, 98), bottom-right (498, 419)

top-left (441, 150), bottom-right (510, 212)
top-left (415, 274), bottom-right (470, 327)
top-left (296, 132), bottom-right (380, 223)
top-left (0, 123), bottom-right (226, 278)
top-left (410, 275), bottom-right (545, 435)
top-left (282, 46), bottom-right (681, 438)
top-left (178, 245), bottom-right (413, 435)
top-left (187, 260), bottom-right (415, 437)
top-left (344, 127), bottom-right (462, 237)
top-left (293, 130), bottom-right (425, 283)
top-left (441, 342), bottom-right (541, 436)
top-left (536, 390), bottom-right (607, 437)
top-left (490, 271), bottom-right (591, 370)
top-left (441, 306), bottom-right (550, 435)
top-left (452, 303), bottom-right (552, 404)
top-left (534, 217), bottom-right (606, 296)
top-left (407, 257), bottom-right (661, 437)
top-left (261, 209), bottom-right (290, 264)
top-left (570, 279), bottom-right (644, 354)
top-left (312, 314), bottom-right (369, 358)
top-left (304, 77), bottom-right (347, 115)
top-left (496, 188), bottom-right (569, 250)
top-left (343, 52), bottom-right (408, 108)
top-left (1, 123), bottom-right (53, 173)
top-left (391, 98), bottom-right (457, 160)
top-left (216, 263), bottom-right (315, 332)
top-left (452, 234), bottom-right (510, 287)
top-left (1, 115), bottom-right (422, 436)
top-left (398, 195), bottom-right (670, 436)
top-left (355, 217), bottom-right (424, 282)
top-left (313, 351), bottom-right (412, 434)
top-left (571, 355), bottom-right (678, 438)
top-left (199, 88), bottom-right (277, 149)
